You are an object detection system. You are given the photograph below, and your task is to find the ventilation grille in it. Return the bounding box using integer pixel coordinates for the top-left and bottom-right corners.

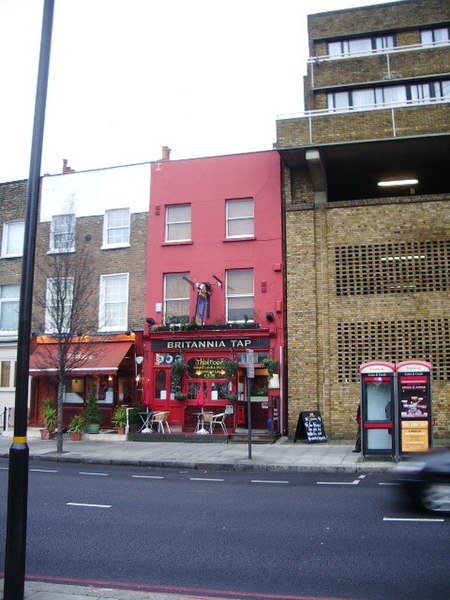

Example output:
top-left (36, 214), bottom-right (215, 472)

top-left (337, 319), bottom-right (449, 382)
top-left (335, 240), bottom-right (449, 296)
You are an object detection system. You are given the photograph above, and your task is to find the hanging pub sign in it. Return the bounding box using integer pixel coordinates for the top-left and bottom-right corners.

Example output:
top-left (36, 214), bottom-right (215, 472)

top-left (195, 282), bottom-right (211, 326)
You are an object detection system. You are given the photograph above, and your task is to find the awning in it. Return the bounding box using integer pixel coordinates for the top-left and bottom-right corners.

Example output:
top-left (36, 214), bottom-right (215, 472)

top-left (29, 341), bottom-right (133, 375)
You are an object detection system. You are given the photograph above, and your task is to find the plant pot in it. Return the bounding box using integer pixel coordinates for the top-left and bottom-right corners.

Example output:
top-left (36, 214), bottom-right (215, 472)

top-left (116, 426), bottom-right (125, 435)
top-left (40, 428), bottom-right (54, 440)
top-left (86, 423), bottom-right (100, 434)
top-left (69, 432), bottom-right (81, 441)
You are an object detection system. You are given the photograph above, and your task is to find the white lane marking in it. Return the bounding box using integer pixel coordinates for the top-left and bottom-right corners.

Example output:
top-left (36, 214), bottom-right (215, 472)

top-left (317, 479), bottom-right (360, 485)
top-left (358, 475), bottom-right (366, 479)
top-left (251, 480), bottom-right (289, 484)
top-left (79, 471), bottom-right (108, 476)
top-left (132, 475), bottom-right (164, 479)
top-left (383, 517), bottom-right (444, 523)
top-left (189, 477), bottom-right (224, 482)
top-left (67, 502), bottom-right (111, 508)
top-left (30, 468), bottom-right (58, 473)
top-left (379, 482), bottom-right (401, 486)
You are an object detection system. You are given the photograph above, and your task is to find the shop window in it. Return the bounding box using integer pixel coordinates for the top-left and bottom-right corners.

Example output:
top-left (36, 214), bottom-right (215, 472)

top-left (226, 199), bottom-right (254, 238)
top-left (164, 272), bottom-right (190, 324)
top-left (63, 378), bottom-right (85, 403)
top-left (155, 369), bottom-right (167, 400)
top-left (165, 204), bottom-right (191, 242)
top-left (118, 376), bottom-right (133, 404)
top-left (103, 208), bottom-right (130, 248)
top-left (99, 273), bottom-right (129, 332)
top-left (226, 269), bottom-right (254, 322)
top-left (0, 284), bottom-right (20, 334)
top-left (50, 214), bottom-right (75, 253)
top-left (1, 221), bottom-right (25, 258)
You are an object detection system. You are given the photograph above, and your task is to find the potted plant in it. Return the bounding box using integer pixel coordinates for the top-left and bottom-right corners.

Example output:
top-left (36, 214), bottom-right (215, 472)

top-left (84, 385), bottom-right (102, 433)
top-left (223, 358), bottom-right (240, 379)
top-left (40, 397), bottom-right (56, 440)
top-left (174, 392), bottom-right (187, 401)
top-left (67, 414), bottom-right (83, 441)
top-left (111, 405), bottom-right (127, 434)
top-left (262, 358), bottom-right (279, 379)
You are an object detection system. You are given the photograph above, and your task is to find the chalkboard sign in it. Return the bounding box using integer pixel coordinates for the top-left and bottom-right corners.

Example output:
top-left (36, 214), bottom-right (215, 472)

top-left (294, 411), bottom-right (327, 443)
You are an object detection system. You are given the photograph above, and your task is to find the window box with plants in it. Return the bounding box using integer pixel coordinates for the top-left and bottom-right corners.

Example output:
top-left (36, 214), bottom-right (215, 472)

top-left (84, 386), bottom-right (103, 433)
top-left (40, 397), bottom-right (56, 440)
top-left (67, 414), bottom-right (83, 441)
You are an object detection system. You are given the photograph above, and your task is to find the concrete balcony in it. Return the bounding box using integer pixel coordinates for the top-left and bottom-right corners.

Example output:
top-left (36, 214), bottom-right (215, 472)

top-left (276, 101), bottom-right (450, 148)
top-left (308, 44), bottom-right (450, 90)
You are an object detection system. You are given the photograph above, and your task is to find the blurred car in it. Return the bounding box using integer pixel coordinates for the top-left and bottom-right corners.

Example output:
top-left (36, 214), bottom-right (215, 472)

top-left (393, 448), bottom-right (450, 515)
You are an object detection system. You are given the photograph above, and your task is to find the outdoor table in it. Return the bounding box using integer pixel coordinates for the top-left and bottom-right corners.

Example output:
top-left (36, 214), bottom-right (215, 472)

top-left (194, 410), bottom-right (210, 435)
top-left (138, 410), bottom-right (155, 433)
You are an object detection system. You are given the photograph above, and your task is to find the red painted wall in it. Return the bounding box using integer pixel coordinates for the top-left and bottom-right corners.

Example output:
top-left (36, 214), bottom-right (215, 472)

top-left (145, 150), bottom-right (284, 335)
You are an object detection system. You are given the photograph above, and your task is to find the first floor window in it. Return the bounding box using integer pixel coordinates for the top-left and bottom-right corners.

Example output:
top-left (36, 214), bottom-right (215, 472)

top-left (226, 269), bottom-right (254, 322)
top-left (50, 214), bottom-right (75, 252)
top-left (1, 222), bottom-right (24, 258)
top-left (0, 284), bottom-right (20, 333)
top-left (164, 273), bottom-right (190, 324)
top-left (45, 277), bottom-right (74, 333)
top-left (99, 273), bottom-right (129, 331)
top-left (103, 208), bottom-right (130, 248)
top-left (421, 28), bottom-right (449, 46)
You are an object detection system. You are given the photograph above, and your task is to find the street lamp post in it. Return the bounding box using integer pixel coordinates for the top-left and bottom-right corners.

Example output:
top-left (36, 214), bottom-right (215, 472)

top-left (3, 2), bottom-right (54, 599)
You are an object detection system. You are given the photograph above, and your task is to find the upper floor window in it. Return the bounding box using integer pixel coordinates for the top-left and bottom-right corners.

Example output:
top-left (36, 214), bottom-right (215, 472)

top-left (226, 199), bottom-right (254, 239)
top-left (165, 204), bottom-right (191, 243)
top-left (164, 272), bottom-right (190, 324)
top-left (0, 360), bottom-right (16, 388)
top-left (421, 27), bottom-right (449, 46)
top-left (1, 222), bottom-right (24, 258)
top-left (50, 214), bottom-right (75, 253)
top-left (0, 284), bottom-right (20, 334)
top-left (103, 208), bottom-right (130, 248)
top-left (45, 277), bottom-right (74, 334)
top-left (327, 80), bottom-right (449, 112)
top-left (99, 273), bottom-right (129, 332)
top-left (226, 269), bottom-right (254, 323)
top-left (328, 35), bottom-right (394, 58)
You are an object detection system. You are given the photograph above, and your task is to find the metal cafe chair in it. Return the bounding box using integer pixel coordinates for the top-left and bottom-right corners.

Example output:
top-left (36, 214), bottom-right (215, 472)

top-left (209, 412), bottom-right (228, 435)
top-left (151, 411), bottom-right (171, 434)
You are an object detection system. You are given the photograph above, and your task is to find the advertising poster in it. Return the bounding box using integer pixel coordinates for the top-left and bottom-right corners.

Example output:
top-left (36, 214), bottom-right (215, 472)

top-left (399, 375), bottom-right (428, 418)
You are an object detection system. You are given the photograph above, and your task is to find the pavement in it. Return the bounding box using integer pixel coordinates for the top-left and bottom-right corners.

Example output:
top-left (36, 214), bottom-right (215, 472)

top-left (0, 429), bottom-right (411, 600)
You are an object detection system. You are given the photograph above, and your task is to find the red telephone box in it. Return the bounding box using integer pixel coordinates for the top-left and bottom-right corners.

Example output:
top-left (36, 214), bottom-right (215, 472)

top-left (360, 362), bottom-right (396, 457)
top-left (396, 360), bottom-right (432, 455)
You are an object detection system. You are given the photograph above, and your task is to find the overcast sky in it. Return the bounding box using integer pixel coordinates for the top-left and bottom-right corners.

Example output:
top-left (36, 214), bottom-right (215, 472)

top-left (0, 0), bottom-right (398, 182)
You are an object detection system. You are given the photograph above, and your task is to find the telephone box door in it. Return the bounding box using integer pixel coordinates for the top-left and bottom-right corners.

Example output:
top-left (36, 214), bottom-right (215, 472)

top-left (360, 362), bottom-right (396, 457)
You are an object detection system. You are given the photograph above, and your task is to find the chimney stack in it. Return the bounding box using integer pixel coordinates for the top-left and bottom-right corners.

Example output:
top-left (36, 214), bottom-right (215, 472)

top-left (62, 159), bottom-right (75, 173)
top-left (161, 146), bottom-right (171, 161)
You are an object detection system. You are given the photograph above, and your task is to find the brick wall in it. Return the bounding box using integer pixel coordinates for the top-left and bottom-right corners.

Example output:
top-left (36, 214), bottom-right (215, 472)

top-left (285, 194), bottom-right (450, 440)
top-left (0, 180), bottom-right (26, 284)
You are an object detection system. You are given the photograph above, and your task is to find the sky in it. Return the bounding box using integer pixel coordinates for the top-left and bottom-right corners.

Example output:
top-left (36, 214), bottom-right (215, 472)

top-left (0, 0), bottom-right (398, 183)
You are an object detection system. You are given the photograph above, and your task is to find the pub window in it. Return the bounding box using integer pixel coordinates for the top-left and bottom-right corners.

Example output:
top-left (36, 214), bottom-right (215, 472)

top-left (63, 378), bottom-right (85, 404)
top-left (165, 204), bottom-right (191, 243)
top-left (226, 199), bottom-right (254, 238)
top-left (155, 369), bottom-right (167, 400)
top-left (164, 272), bottom-right (190, 325)
top-left (226, 268), bottom-right (254, 322)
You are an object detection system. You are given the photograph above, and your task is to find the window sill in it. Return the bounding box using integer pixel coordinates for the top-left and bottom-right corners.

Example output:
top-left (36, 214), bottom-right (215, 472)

top-left (0, 254), bottom-right (23, 259)
top-left (47, 249), bottom-right (75, 255)
top-left (223, 236), bottom-right (255, 242)
top-left (162, 241), bottom-right (193, 247)
top-left (100, 243), bottom-right (131, 251)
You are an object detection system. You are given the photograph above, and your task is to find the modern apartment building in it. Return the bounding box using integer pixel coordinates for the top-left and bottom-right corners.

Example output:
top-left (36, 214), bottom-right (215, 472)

top-left (276, 0), bottom-right (449, 439)
top-left (28, 162), bottom-right (150, 428)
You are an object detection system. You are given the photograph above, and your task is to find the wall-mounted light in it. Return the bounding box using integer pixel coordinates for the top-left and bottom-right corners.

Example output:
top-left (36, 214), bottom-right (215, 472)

top-left (135, 356), bottom-right (144, 365)
top-left (377, 179), bottom-right (418, 187)
top-left (146, 317), bottom-right (156, 325)
top-left (265, 312), bottom-right (275, 322)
